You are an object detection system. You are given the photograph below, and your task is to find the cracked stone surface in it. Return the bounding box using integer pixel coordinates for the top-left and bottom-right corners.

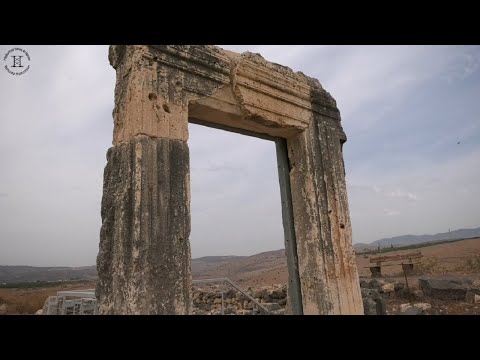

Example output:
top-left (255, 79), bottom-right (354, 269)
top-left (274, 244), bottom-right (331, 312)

top-left (97, 45), bottom-right (363, 315)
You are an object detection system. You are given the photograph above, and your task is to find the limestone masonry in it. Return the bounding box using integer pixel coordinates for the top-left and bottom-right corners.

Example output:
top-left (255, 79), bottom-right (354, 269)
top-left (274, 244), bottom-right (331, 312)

top-left (97, 45), bottom-right (364, 315)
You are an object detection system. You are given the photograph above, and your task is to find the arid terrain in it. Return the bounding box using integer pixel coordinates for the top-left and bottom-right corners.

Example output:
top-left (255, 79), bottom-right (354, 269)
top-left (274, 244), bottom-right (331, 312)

top-left (1, 237), bottom-right (479, 314)
top-left (0, 281), bottom-right (95, 314)
top-left (194, 237), bottom-right (480, 287)
top-left (356, 237), bottom-right (480, 277)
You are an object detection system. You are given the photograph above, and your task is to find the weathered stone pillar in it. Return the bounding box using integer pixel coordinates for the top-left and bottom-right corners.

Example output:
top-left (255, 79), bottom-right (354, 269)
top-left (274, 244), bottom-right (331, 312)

top-left (97, 136), bottom-right (191, 314)
top-left (287, 107), bottom-right (363, 314)
top-left (96, 46), bottom-right (196, 314)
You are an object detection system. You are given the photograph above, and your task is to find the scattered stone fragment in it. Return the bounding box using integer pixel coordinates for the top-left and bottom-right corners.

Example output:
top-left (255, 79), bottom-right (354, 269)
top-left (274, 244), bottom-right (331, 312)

top-left (419, 278), bottom-right (467, 300)
top-left (381, 283), bottom-right (395, 293)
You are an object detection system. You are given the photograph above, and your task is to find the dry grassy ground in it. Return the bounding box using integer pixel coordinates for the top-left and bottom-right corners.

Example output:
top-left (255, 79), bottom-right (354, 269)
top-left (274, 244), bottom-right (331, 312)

top-left (356, 237), bottom-right (480, 277)
top-left (197, 237), bottom-right (480, 287)
top-left (0, 281), bottom-right (95, 314)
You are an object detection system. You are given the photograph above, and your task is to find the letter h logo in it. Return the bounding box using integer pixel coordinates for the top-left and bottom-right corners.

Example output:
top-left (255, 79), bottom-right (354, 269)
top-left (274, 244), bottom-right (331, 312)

top-left (11, 55), bottom-right (23, 68)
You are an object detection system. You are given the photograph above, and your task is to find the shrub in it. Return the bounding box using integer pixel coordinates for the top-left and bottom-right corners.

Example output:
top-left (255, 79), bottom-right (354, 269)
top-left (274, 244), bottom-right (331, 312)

top-left (455, 255), bottom-right (480, 273)
top-left (411, 257), bottom-right (447, 275)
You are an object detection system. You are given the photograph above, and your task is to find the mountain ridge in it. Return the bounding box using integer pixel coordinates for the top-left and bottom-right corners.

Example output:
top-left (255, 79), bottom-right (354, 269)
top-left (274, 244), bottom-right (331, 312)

top-left (354, 227), bottom-right (480, 250)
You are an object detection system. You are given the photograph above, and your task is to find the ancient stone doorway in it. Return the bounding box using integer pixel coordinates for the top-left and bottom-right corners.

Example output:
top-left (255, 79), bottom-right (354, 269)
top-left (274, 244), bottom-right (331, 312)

top-left (97, 45), bottom-right (364, 315)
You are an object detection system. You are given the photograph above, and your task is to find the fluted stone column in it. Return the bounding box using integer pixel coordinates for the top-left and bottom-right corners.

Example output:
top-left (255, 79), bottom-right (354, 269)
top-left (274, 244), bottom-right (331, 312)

top-left (97, 136), bottom-right (191, 314)
top-left (287, 113), bottom-right (362, 314)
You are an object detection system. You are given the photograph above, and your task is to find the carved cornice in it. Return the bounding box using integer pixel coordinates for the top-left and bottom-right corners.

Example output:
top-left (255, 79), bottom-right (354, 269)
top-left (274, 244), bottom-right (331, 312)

top-left (110, 45), bottom-right (343, 143)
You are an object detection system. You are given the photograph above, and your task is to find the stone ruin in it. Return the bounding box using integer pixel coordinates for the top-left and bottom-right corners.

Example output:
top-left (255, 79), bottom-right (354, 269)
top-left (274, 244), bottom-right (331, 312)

top-left (96, 45), bottom-right (364, 315)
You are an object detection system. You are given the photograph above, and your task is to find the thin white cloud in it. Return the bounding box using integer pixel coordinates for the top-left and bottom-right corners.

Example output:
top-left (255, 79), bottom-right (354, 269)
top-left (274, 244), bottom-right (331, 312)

top-left (388, 190), bottom-right (418, 201)
top-left (384, 209), bottom-right (400, 216)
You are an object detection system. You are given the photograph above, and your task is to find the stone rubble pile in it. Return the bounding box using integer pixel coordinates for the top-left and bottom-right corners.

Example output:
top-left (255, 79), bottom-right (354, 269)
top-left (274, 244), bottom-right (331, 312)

top-left (418, 278), bottom-right (480, 302)
top-left (395, 302), bottom-right (432, 315)
top-left (360, 278), bottom-right (423, 315)
top-left (360, 276), bottom-right (480, 315)
top-left (192, 284), bottom-right (287, 315)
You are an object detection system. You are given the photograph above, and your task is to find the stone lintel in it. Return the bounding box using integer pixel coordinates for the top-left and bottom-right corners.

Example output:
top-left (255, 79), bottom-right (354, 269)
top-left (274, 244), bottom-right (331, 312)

top-left (109, 45), bottom-right (343, 143)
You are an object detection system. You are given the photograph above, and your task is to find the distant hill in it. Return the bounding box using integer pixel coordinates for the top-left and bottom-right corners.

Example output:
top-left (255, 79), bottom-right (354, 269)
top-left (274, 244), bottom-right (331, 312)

top-left (2, 226), bottom-right (478, 283)
top-left (191, 255), bottom-right (245, 274)
top-left (0, 251), bottom-right (286, 285)
top-left (192, 250), bottom-right (286, 285)
top-left (0, 265), bottom-right (97, 283)
top-left (0, 250), bottom-right (286, 284)
top-left (354, 227), bottom-right (480, 251)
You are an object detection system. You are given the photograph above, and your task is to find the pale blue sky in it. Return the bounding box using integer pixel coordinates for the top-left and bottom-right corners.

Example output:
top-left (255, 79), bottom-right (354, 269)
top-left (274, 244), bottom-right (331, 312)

top-left (0, 45), bottom-right (479, 266)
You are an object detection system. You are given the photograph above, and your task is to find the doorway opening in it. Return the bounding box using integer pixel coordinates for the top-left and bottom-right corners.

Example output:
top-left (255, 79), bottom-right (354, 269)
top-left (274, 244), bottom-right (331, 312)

top-left (188, 120), bottom-right (303, 314)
